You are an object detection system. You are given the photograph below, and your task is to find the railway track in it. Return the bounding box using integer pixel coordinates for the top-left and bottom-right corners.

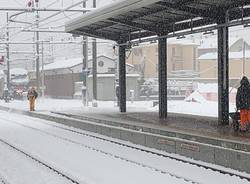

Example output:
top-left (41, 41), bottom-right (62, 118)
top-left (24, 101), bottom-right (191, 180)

top-left (0, 137), bottom-right (80, 184)
top-left (1, 116), bottom-right (250, 183)
top-left (0, 117), bottom-right (199, 184)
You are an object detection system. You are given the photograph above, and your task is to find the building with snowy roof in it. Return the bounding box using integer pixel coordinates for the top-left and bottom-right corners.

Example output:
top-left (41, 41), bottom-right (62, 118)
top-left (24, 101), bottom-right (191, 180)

top-left (43, 55), bottom-right (136, 75)
top-left (198, 38), bottom-right (250, 78)
top-left (126, 39), bottom-right (199, 78)
top-left (35, 55), bottom-right (139, 99)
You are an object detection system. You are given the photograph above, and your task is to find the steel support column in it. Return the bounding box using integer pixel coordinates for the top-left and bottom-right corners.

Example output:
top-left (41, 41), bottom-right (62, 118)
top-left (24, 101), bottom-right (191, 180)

top-left (6, 13), bottom-right (10, 92)
top-left (118, 43), bottom-right (126, 113)
top-left (92, 39), bottom-right (97, 101)
top-left (158, 36), bottom-right (167, 119)
top-left (35, 1), bottom-right (40, 93)
top-left (82, 1), bottom-right (88, 106)
top-left (217, 13), bottom-right (229, 125)
top-left (92, 0), bottom-right (97, 105)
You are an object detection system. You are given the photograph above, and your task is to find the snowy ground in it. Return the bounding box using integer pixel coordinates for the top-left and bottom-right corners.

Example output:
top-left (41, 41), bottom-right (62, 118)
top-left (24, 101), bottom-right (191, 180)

top-left (0, 98), bottom-right (236, 117)
top-left (0, 112), bottom-right (248, 184)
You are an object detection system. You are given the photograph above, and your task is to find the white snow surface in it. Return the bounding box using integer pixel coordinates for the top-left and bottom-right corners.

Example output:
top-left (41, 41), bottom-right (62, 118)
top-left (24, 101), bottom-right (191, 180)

top-left (184, 91), bottom-right (207, 103)
top-left (0, 142), bottom-right (72, 184)
top-left (0, 98), bottom-right (236, 117)
top-left (0, 112), bottom-right (248, 184)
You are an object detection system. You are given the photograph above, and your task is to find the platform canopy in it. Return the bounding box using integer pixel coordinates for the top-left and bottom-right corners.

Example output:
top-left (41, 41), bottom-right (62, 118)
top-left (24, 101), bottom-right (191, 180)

top-left (65, 0), bottom-right (250, 42)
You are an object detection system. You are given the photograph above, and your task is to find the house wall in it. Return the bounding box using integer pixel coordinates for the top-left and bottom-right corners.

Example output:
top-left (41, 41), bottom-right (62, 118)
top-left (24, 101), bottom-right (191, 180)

top-left (230, 38), bottom-right (250, 52)
top-left (199, 59), bottom-right (250, 78)
top-left (87, 75), bottom-right (140, 101)
top-left (126, 43), bottom-right (198, 78)
top-left (44, 73), bottom-right (80, 98)
top-left (39, 55), bottom-right (138, 99)
top-left (198, 48), bottom-right (217, 57)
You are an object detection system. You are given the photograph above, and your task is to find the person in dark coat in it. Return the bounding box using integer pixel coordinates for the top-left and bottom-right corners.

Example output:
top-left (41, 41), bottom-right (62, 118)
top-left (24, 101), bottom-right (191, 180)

top-left (27, 87), bottom-right (38, 111)
top-left (236, 76), bottom-right (250, 131)
top-left (115, 85), bottom-right (120, 106)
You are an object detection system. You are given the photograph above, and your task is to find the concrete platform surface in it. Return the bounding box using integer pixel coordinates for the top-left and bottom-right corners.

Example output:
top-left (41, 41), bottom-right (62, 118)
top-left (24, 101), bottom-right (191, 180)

top-left (53, 110), bottom-right (250, 150)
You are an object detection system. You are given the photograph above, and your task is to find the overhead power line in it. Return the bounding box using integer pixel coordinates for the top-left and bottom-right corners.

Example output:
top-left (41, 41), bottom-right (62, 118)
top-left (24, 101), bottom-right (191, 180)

top-left (9, 0), bottom-right (89, 38)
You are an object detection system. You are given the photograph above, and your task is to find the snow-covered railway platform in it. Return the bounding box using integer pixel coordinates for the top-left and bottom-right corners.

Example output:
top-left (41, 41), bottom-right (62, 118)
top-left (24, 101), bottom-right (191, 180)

top-left (0, 111), bottom-right (249, 184)
top-left (0, 103), bottom-right (249, 176)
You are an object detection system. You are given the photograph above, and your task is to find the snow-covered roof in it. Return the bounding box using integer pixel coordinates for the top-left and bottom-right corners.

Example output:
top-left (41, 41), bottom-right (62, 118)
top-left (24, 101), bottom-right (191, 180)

top-left (88, 73), bottom-right (140, 78)
top-left (44, 58), bottom-right (83, 71)
top-left (11, 78), bottom-right (29, 85)
top-left (198, 50), bottom-right (250, 60)
top-left (10, 68), bottom-right (28, 75)
top-left (198, 36), bottom-right (250, 49)
top-left (44, 55), bottom-right (114, 71)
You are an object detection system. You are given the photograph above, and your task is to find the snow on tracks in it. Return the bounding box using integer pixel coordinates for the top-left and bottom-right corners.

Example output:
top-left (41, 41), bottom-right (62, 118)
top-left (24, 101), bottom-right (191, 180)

top-left (0, 113), bottom-right (249, 184)
top-left (0, 138), bottom-right (81, 184)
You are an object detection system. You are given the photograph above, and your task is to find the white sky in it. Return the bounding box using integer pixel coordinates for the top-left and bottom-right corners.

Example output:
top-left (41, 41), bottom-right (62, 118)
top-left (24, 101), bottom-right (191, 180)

top-left (0, 0), bottom-right (250, 69)
top-left (0, 0), bottom-right (116, 68)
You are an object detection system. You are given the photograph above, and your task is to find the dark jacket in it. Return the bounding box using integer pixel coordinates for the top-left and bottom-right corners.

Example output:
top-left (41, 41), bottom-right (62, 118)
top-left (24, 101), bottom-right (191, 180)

top-left (27, 89), bottom-right (38, 100)
top-left (236, 76), bottom-right (250, 110)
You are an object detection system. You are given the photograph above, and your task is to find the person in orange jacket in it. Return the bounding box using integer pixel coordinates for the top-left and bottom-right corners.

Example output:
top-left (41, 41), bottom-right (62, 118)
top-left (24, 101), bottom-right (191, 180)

top-left (236, 76), bottom-right (250, 131)
top-left (27, 87), bottom-right (38, 111)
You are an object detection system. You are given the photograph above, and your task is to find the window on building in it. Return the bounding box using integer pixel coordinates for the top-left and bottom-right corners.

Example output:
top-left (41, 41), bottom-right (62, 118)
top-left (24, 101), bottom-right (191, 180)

top-left (98, 60), bottom-right (104, 67)
top-left (108, 68), bottom-right (115, 73)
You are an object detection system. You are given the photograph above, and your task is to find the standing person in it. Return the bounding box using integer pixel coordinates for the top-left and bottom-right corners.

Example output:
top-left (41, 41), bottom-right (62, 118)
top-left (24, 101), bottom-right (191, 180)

top-left (115, 84), bottom-right (120, 106)
top-left (27, 87), bottom-right (38, 111)
top-left (236, 76), bottom-right (250, 131)
top-left (3, 87), bottom-right (9, 103)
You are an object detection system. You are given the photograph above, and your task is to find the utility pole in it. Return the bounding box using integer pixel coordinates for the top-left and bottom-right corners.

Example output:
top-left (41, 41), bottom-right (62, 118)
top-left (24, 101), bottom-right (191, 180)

top-left (6, 13), bottom-right (10, 95)
top-left (82, 1), bottom-right (88, 106)
top-left (41, 42), bottom-right (45, 99)
top-left (92, 0), bottom-right (97, 107)
top-left (35, 0), bottom-right (40, 93)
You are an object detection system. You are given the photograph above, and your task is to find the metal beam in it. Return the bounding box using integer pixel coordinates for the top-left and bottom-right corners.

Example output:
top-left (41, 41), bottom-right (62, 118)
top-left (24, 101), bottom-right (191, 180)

top-left (0, 7), bottom-right (91, 12)
top-left (158, 35), bottom-right (167, 119)
top-left (73, 28), bottom-right (119, 41)
top-left (21, 29), bottom-right (66, 33)
top-left (108, 18), bottom-right (158, 34)
top-left (118, 42), bottom-right (126, 113)
top-left (0, 41), bottom-right (82, 45)
top-left (156, 1), bottom-right (219, 20)
top-left (117, 17), bottom-right (250, 46)
top-left (217, 12), bottom-right (229, 126)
